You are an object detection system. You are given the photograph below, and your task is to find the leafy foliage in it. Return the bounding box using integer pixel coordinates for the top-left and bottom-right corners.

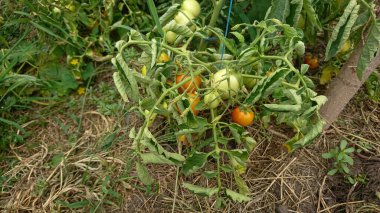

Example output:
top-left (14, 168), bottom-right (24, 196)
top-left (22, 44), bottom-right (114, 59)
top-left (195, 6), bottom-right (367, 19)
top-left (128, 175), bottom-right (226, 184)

top-left (112, 3), bottom-right (326, 201)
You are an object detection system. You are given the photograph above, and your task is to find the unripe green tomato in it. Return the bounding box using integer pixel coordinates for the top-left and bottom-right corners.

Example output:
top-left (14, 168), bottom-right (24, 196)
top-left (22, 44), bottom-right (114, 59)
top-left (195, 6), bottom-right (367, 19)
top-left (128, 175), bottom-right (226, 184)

top-left (296, 15), bottom-right (305, 29)
top-left (181, 0), bottom-right (201, 17)
top-left (212, 69), bottom-right (240, 99)
top-left (204, 91), bottom-right (221, 109)
top-left (175, 10), bottom-right (194, 25)
top-left (243, 77), bottom-right (257, 90)
top-left (295, 41), bottom-right (305, 56)
top-left (166, 31), bottom-right (177, 44)
top-left (66, 3), bottom-right (76, 12)
top-left (53, 7), bottom-right (61, 14)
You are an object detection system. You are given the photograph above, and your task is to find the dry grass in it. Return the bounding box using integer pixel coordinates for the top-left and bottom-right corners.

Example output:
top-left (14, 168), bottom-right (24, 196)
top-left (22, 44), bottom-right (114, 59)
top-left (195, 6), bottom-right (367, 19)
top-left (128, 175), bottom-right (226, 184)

top-left (0, 89), bottom-right (379, 212)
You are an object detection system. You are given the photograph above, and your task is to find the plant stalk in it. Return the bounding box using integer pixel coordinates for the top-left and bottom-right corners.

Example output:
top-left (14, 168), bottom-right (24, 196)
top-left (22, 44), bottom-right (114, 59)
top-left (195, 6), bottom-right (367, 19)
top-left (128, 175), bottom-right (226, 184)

top-left (198, 0), bottom-right (225, 50)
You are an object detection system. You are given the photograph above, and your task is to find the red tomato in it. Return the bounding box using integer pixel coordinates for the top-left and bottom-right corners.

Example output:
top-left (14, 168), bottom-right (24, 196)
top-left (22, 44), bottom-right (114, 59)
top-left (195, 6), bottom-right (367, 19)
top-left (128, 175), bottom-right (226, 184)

top-left (304, 53), bottom-right (319, 70)
top-left (231, 107), bottom-right (254, 127)
top-left (176, 74), bottom-right (201, 93)
top-left (188, 93), bottom-right (200, 115)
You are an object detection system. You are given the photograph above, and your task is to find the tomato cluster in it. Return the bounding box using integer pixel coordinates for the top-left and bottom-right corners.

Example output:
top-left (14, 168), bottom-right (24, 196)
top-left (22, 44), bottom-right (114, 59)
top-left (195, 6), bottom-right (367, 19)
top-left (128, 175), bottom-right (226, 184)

top-left (174, 67), bottom-right (255, 127)
top-left (165, 0), bottom-right (201, 43)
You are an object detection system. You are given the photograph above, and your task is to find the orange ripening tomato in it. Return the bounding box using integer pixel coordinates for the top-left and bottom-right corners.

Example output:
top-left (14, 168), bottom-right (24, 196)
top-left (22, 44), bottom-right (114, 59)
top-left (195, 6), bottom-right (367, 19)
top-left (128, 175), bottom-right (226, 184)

top-left (304, 53), bottom-right (319, 70)
top-left (188, 93), bottom-right (200, 115)
top-left (231, 107), bottom-right (254, 127)
top-left (176, 74), bottom-right (201, 93)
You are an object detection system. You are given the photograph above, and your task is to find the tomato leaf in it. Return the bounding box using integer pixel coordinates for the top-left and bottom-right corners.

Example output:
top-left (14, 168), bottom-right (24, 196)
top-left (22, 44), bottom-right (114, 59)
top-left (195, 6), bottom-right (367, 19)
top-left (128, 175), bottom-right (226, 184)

top-left (234, 173), bottom-right (250, 196)
top-left (182, 152), bottom-right (209, 176)
top-left (163, 20), bottom-right (193, 37)
top-left (325, 0), bottom-right (359, 60)
top-left (140, 152), bottom-right (176, 165)
top-left (357, 20), bottom-right (380, 79)
top-left (112, 72), bottom-right (129, 102)
top-left (136, 161), bottom-right (154, 185)
top-left (287, 0), bottom-right (303, 27)
top-left (159, 4), bottom-right (180, 27)
top-left (268, 0), bottom-right (290, 23)
top-left (293, 119), bottom-right (324, 148)
top-left (182, 183), bottom-right (219, 197)
top-left (264, 104), bottom-right (302, 112)
top-left (244, 68), bottom-right (290, 104)
top-left (225, 188), bottom-right (251, 202)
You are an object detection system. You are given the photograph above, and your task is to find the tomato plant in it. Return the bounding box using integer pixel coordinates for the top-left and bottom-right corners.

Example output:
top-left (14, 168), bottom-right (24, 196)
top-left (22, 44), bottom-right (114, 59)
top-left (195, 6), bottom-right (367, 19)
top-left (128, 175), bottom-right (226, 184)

top-left (112, 0), bottom-right (327, 204)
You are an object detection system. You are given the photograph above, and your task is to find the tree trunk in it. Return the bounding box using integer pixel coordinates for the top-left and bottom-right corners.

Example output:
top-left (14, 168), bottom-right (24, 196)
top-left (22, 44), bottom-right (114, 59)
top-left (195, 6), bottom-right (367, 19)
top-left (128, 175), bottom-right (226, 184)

top-left (320, 41), bottom-right (380, 130)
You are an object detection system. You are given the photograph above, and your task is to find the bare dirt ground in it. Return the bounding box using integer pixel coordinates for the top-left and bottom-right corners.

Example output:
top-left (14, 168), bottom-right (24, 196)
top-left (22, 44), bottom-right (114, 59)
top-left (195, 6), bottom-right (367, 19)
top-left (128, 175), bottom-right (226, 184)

top-left (0, 87), bottom-right (379, 212)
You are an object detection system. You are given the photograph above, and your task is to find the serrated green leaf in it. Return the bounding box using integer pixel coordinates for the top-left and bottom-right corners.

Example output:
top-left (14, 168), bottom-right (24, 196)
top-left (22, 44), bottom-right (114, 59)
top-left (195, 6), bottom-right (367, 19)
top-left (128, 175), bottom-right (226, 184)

top-left (136, 161), bottom-right (154, 185)
top-left (159, 4), bottom-right (180, 26)
top-left (325, 1), bottom-right (359, 60)
top-left (234, 173), bottom-right (250, 196)
top-left (230, 31), bottom-right (245, 43)
top-left (164, 20), bottom-right (193, 37)
top-left (244, 68), bottom-right (290, 104)
top-left (352, 9), bottom-right (371, 31)
top-left (357, 20), bottom-right (380, 79)
top-left (140, 152), bottom-right (176, 165)
top-left (112, 72), bottom-right (129, 102)
top-left (115, 54), bottom-right (139, 102)
top-left (285, 89), bottom-right (302, 105)
top-left (287, 0), bottom-right (303, 26)
top-left (225, 189), bottom-right (251, 202)
top-left (182, 152), bottom-right (209, 176)
top-left (268, 0), bottom-right (290, 23)
top-left (203, 171), bottom-right (217, 179)
top-left (264, 104), bottom-right (302, 112)
top-left (293, 119), bottom-right (324, 148)
top-left (311, 95), bottom-right (328, 109)
top-left (229, 125), bottom-right (243, 144)
top-left (281, 24), bottom-right (298, 39)
top-left (150, 39), bottom-right (158, 69)
top-left (182, 183), bottom-right (218, 197)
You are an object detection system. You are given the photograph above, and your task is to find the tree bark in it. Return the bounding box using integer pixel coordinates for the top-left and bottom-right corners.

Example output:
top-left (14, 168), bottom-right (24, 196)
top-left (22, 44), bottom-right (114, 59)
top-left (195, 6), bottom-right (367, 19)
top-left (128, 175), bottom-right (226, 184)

top-left (320, 41), bottom-right (380, 130)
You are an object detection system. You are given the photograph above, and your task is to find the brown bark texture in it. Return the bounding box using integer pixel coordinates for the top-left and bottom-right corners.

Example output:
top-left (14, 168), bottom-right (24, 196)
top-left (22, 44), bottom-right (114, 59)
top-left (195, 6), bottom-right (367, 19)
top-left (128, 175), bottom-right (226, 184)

top-left (320, 41), bottom-right (380, 129)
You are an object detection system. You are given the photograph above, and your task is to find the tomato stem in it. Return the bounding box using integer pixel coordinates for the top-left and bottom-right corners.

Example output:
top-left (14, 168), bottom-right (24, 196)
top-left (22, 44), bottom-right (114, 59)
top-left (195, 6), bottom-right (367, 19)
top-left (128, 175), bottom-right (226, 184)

top-left (211, 108), bottom-right (222, 194)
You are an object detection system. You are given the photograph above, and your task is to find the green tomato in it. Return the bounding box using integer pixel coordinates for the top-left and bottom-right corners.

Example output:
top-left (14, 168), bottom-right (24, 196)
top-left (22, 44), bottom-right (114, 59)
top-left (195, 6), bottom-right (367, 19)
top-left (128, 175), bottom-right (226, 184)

top-left (181, 0), bottom-right (201, 18)
top-left (294, 41), bottom-right (305, 56)
top-left (204, 91), bottom-right (221, 109)
top-left (295, 15), bottom-right (305, 29)
top-left (243, 77), bottom-right (257, 90)
top-left (212, 69), bottom-right (240, 99)
top-left (165, 31), bottom-right (177, 44)
top-left (175, 10), bottom-right (194, 25)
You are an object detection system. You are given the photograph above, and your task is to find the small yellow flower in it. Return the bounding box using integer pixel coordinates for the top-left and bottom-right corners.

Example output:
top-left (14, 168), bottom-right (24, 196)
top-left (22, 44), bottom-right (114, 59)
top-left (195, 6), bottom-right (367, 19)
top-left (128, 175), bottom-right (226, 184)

top-left (77, 87), bottom-right (85, 95)
top-left (70, 58), bottom-right (79, 65)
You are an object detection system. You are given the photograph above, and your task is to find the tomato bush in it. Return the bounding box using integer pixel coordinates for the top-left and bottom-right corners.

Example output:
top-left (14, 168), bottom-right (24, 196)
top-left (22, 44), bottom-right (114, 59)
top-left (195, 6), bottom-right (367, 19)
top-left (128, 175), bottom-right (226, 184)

top-left (112, 0), bottom-right (328, 203)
